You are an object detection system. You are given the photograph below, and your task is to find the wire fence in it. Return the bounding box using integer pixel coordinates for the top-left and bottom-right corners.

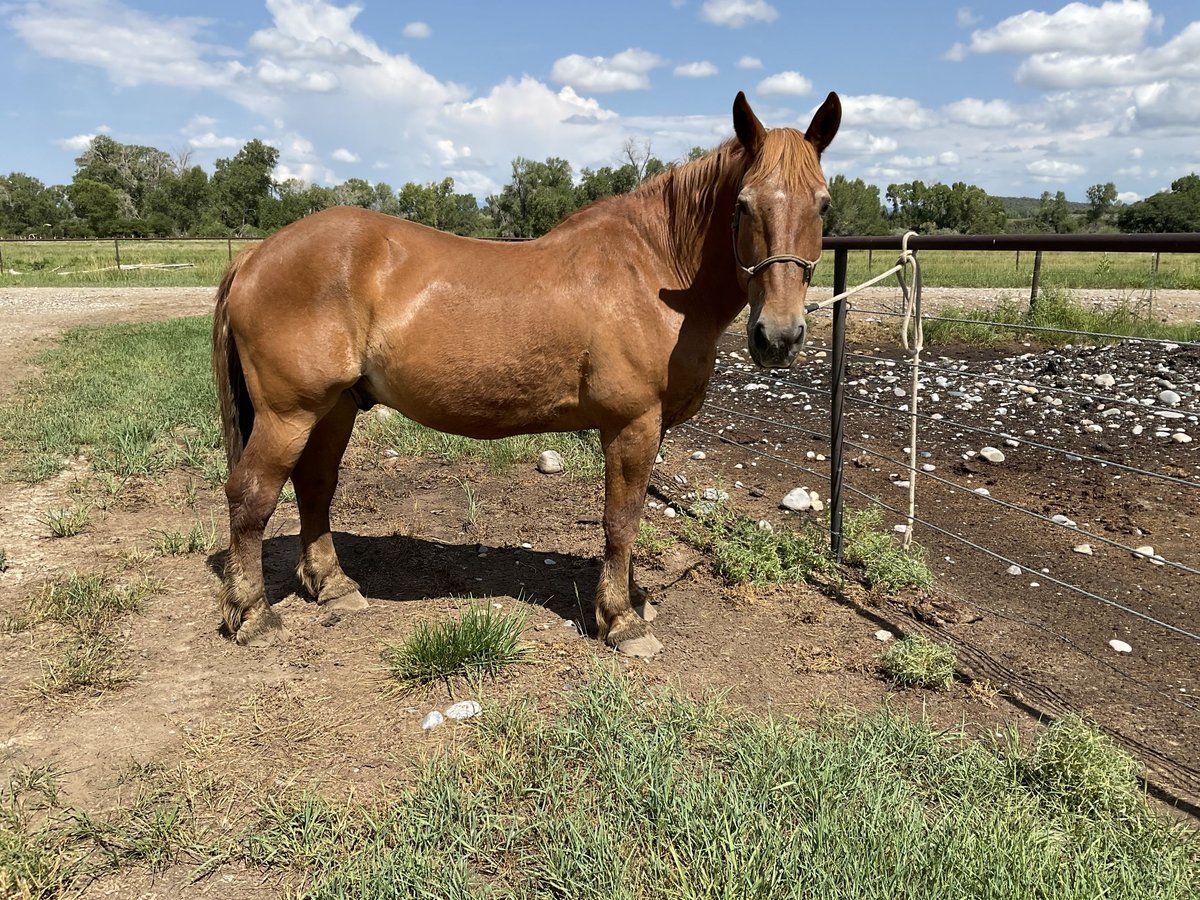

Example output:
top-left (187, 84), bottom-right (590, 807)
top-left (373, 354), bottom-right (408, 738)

top-left (669, 233), bottom-right (1200, 803)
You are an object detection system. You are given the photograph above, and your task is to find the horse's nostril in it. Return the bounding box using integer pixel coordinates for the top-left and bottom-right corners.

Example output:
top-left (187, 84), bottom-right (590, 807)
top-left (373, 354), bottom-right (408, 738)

top-left (751, 321), bottom-right (771, 356)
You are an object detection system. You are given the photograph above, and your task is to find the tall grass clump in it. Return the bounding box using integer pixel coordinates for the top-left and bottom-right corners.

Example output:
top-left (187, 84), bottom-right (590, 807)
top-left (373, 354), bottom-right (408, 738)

top-left (0, 316), bottom-right (223, 482)
top-left (881, 634), bottom-right (957, 690)
top-left (382, 605), bottom-right (529, 688)
top-left (682, 501), bottom-right (832, 586)
top-left (843, 507), bottom-right (935, 593)
top-left (1020, 714), bottom-right (1143, 817)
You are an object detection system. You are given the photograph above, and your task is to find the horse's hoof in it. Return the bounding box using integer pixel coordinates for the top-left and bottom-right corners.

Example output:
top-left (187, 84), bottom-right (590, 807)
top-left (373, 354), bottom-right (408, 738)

top-left (325, 589), bottom-right (370, 612)
top-left (616, 632), bottom-right (663, 659)
top-left (634, 602), bottom-right (657, 623)
top-left (235, 605), bottom-right (288, 647)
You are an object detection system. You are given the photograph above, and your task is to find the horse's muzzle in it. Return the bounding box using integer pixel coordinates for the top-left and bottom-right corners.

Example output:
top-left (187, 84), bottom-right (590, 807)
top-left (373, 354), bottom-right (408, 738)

top-left (749, 318), bottom-right (806, 368)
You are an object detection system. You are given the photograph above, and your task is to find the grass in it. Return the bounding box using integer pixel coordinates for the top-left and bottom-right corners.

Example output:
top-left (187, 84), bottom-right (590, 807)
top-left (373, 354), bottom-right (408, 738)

top-left (0, 316), bottom-right (224, 483)
top-left (3, 671), bottom-right (1197, 897)
top-left (843, 507), bottom-right (936, 593)
top-left (682, 500), bottom-right (833, 586)
top-left (229, 671), bottom-right (1198, 898)
top-left (368, 411), bottom-right (605, 479)
top-left (152, 516), bottom-right (219, 556)
top-left (881, 634), bottom-right (958, 690)
top-left (381, 605), bottom-right (529, 688)
top-left (39, 504), bottom-right (92, 538)
top-left (6, 570), bottom-right (160, 697)
top-left (923, 287), bottom-right (1200, 346)
top-left (0, 238), bottom-right (250, 287)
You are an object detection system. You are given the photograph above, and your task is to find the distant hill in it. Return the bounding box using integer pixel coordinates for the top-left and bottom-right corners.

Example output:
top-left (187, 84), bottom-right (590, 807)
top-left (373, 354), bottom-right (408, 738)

top-left (996, 195), bottom-right (1089, 218)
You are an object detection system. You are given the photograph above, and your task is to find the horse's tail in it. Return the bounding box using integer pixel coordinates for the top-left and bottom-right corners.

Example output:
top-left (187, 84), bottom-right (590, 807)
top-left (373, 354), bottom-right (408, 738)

top-left (212, 246), bottom-right (258, 473)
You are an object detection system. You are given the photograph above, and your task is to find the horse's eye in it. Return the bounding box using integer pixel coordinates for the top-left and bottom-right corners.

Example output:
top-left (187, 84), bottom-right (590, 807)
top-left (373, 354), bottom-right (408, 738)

top-left (819, 196), bottom-right (831, 216)
top-left (737, 198), bottom-right (751, 216)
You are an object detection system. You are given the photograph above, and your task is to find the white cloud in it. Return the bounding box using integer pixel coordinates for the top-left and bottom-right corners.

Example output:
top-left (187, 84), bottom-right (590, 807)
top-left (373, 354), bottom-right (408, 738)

top-left (943, 97), bottom-right (1020, 128)
top-left (968, 0), bottom-right (1158, 56)
top-left (736, 55), bottom-right (763, 69)
top-left (1116, 190), bottom-right (1140, 202)
top-left (838, 94), bottom-right (936, 130)
top-left (674, 61), bottom-right (717, 78)
top-left (403, 21), bottom-right (431, 39)
top-left (834, 130), bottom-right (898, 156)
top-left (188, 131), bottom-right (242, 149)
top-left (956, 7), bottom-right (980, 28)
top-left (256, 59), bottom-right (339, 92)
top-left (1130, 147), bottom-right (1144, 159)
top-left (11, 0), bottom-right (238, 89)
top-left (939, 151), bottom-right (961, 165)
top-left (943, 42), bottom-right (967, 62)
top-left (756, 71), bottom-right (812, 96)
top-left (550, 48), bottom-right (664, 92)
top-left (331, 147), bottom-right (358, 162)
top-left (1027, 158), bottom-right (1087, 180)
top-left (701, 0), bottom-right (778, 28)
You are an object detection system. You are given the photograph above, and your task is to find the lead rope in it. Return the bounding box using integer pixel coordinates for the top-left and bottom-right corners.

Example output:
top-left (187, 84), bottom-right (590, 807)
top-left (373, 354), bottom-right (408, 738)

top-left (895, 231), bottom-right (922, 549)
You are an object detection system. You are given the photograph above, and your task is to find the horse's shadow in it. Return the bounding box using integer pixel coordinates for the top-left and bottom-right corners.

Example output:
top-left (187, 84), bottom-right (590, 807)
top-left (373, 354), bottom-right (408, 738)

top-left (207, 532), bottom-right (601, 631)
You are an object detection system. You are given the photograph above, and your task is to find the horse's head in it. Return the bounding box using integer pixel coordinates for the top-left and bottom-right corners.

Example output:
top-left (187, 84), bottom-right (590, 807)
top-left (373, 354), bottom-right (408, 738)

top-left (732, 90), bottom-right (840, 368)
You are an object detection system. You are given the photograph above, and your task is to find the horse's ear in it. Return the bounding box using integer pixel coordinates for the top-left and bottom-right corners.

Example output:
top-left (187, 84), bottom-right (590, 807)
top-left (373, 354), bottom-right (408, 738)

top-left (805, 92), bottom-right (841, 156)
top-left (733, 91), bottom-right (766, 156)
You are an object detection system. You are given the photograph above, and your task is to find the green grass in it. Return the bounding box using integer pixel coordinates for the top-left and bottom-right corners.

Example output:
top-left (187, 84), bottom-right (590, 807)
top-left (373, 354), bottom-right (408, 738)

top-left (229, 671), bottom-right (1197, 898)
top-left (843, 507), bottom-right (936, 593)
top-left (39, 504), bottom-right (92, 538)
top-left (682, 500), bottom-right (833, 586)
top-left (382, 605), bottom-right (529, 688)
top-left (6, 571), bottom-right (160, 697)
top-left (0, 316), bottom-right (224, 483)
top-left (152, 517), bottom-right (219, 556)
top-left (368, 411), bottom-right (605, 479)
top-left (0, 239), bottom-right (252, 287)
top-left (881, 634), bottom-right (958, 690)
top-left (923, 288), bottom-right (1200, 346)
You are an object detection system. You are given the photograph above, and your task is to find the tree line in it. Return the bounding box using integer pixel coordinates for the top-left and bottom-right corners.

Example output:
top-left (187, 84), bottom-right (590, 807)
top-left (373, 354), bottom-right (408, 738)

top-left (1, 133), bottom-right (1195, 239)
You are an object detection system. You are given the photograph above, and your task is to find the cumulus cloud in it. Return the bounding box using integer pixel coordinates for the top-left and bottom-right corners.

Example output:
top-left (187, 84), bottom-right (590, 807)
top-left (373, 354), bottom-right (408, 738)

top-left (956, 7), bottom-right (981, 28)
top-left (838, 94), bottom-right (936, 130)
top-left (756, 71), bottom-right (812, 96)
top-left (736, 55), bottom-right (763, 69)
top-left (674, 61), bottom-right (717, 78)
top-left (1027, 158), bottom-right (1087, 180)
top-left (700, 0), bottom-right (778, 27)
top-left (942, 97), bottom-right (1020, 128)
top-left (331, 147), bottom-right (358, 162)
top-left (967, 0), bottom-right (1158, 56)
top-left (57, 128), bottom-right (110, 151)
top-left (188, 131), bottom-right (242, 149)
top-left (550, 48), bottom-right (664, 92)
top-left (403, 21), bottom-right (430, 39)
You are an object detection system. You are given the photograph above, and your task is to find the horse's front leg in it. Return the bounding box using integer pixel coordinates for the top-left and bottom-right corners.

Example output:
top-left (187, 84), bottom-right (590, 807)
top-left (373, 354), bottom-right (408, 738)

top-left (597, 413), bottom-right (663, 658)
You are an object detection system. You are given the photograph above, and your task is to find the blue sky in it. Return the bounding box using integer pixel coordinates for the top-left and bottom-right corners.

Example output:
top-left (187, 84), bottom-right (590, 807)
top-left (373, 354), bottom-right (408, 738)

top-left (3, 0), bottom-right (1200, 202)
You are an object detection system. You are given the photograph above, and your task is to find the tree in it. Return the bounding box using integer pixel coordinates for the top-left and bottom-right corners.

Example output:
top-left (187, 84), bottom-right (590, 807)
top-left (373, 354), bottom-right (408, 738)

top-left (575, 164), bottom-right (639, 206)
top-left (0, 173), bottom-right (71, 236)
top-left (486, 157), bottom-right (576, 238)
top-left (259, 179), bottom-right (333, 232)
top-left (825, 175), bottom-right (886, 236)
top-left (144, 165), bottom-right (210, 235)
top-left (74, 135), bottom-right (173, 219)
top-left (333, 177), bottom-right (375, 209)
top-left (886, 180), bottom-right (1006, 234)
top-left (1085, 181), bottom-right (1118, 227)
top-left (1117, 174), bottom-right (1200, 233)
top-left (67, 178), bottom-right (123, 236)
top-left (1035, 190), bottom-right (1075, 233)
top-left (622, 139), bottom-right (667, 183)
top-left (209, 139), bottom-right (280, 233)
top-left (396, 177), bottom-right (487, 235)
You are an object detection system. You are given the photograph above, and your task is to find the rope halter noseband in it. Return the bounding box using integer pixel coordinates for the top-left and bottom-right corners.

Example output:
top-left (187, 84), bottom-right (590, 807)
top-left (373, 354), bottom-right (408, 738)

top-left (731, 204), bottom-right (820, 284)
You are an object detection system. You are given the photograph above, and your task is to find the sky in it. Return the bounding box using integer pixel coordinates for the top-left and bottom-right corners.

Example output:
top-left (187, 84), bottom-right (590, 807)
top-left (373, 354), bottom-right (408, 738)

top-left (3, 0), bottom-right (1200, 203)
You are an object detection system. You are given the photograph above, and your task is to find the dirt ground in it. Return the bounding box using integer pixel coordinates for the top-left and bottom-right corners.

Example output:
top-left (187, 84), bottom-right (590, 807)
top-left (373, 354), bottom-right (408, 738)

top-left (0, 285), bottom-right (1197, 896)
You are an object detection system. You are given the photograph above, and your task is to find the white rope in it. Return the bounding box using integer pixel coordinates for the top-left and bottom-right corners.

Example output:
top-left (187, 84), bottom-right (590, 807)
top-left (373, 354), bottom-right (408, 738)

top-left (894, 231), bottom-right (922, 549)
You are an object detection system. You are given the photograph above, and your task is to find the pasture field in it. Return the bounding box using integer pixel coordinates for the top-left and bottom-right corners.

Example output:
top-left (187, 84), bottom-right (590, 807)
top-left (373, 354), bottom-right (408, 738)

top-left (5, 238), bottom-right (1200, 291)
top-left (0, 302), bottom-right (1198, 897)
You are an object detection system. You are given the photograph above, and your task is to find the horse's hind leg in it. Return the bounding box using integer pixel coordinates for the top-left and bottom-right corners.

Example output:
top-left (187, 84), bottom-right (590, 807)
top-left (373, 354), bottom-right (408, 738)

top-left (222, 412), bottom-right (315, 645)
top-left (597, 414), bottom-right (663, 658)
top-left (292, 393), bottom-right (367, 611)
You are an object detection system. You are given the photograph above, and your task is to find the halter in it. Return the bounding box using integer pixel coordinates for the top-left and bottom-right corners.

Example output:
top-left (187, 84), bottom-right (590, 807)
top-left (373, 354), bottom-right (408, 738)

top-left (731, 204), bottom-right (820, 283)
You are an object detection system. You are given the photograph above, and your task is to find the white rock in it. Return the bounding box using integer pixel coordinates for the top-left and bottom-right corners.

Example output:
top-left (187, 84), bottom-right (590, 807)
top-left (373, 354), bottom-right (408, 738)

top-left (979, 446), bottom-right (1005, 463)
top-left (1006, 565), bottom-right (1022, 576)
top-left (544, 558), bottom-right (556, 566)
top-left (1108, 639), bottom-right (1132, 654)
top-left (756, 519), bottom-right (774, 532)
top-left (537, 450), bottom-right (565, 474)
top-left (974, 487), bottom-right (991, 496)
top-left (691, 450), bottom-right (707, 460)
top-left (1094, 374), bottom-right (1116, 388)
top-left (421, 711), bottom-right (444, 731)
top-left (1073, 544), bottom-right (1094, 555)
top-left (1132, 545), bottom-right (1156, 560)
top-left (874, 629), bottom-right (893, 642)
top-left (663, 507), bottom-right (677, 518)
top-left (781, 488), bottom-right (812, 511)
top-left (1158, 389), bottom-right (1181, 406)
top-left (445, 700), bottom-right (482, 720)
top-left (702, 488), bottom-right (729, 502)
top-left (1173, 432), bottom-right (1193, 444)
top-left (1051, 514), bottom-right (1077, 528)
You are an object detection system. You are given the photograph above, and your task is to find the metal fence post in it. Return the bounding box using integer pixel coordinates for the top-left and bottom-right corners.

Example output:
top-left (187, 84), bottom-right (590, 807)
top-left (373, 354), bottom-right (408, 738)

top-left (1029, 248), bottom-right (1042, 308)
top-left (114, 238), bottom-right (122, 271)
top-left (829, 247), bottom-right (849, 563)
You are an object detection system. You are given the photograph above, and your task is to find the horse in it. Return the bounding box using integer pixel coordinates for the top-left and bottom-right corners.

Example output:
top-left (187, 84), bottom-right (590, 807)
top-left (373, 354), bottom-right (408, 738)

top-left (212, 90), bottom-right (840, 658)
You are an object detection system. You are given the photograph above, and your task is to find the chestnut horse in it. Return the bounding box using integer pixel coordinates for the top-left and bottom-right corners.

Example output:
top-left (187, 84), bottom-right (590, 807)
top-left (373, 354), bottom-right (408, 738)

top-left (213, 91), bottom-right (840, 657)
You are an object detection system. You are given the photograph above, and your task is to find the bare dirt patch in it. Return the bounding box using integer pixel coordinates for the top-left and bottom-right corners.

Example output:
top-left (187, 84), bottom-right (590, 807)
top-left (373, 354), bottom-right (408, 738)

top-left (0, 285), bottom-right (1197, 896)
